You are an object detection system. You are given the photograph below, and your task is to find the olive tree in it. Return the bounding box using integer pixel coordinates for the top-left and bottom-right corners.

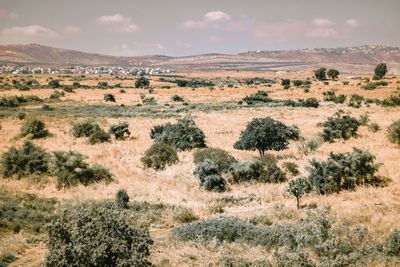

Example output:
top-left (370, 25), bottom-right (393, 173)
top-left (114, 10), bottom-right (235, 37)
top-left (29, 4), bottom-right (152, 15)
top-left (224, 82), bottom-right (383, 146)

top-left (233, 117), bottom-right (290, 156)
top-left (285, 176), bottom-right (312, 209)
top-left (374, 63), bottom-right (387, 80)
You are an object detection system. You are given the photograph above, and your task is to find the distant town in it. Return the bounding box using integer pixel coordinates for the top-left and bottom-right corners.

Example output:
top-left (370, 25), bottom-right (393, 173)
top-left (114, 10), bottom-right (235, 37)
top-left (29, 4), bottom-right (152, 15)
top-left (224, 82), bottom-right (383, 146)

top-left (0, 65), bottom-right (174, 75)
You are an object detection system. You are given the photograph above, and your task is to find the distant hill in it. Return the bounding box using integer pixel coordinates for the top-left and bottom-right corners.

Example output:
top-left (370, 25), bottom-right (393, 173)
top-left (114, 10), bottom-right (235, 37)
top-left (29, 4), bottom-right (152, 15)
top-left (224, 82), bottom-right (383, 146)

top-left (1, 44), bottom-right (400, 73)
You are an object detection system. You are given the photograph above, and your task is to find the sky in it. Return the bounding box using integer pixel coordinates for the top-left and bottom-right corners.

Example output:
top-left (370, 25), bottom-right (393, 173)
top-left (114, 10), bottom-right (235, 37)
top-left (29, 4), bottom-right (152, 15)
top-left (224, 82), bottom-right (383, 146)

top-left (0, 0), bottom-right (399, 56)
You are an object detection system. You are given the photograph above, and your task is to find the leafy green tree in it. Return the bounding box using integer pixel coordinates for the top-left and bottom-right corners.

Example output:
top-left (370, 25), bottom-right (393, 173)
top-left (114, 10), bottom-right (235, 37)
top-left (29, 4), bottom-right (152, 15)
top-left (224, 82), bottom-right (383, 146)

top-left (327, 69), bottom-right (339, 80)
top-left (314, 68), bottom-right (327, 81)
top-left (285, 177), bottom-right (312, 209)
top-left (374, 63), bottom-right (387, 80)
top-left (233, 117), bottom-right (290, 156)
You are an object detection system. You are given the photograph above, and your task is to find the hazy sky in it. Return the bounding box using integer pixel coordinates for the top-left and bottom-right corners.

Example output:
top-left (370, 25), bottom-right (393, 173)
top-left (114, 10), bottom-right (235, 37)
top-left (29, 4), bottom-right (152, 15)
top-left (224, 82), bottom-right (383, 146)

top-left (0, 0), bottom-right (399, 56)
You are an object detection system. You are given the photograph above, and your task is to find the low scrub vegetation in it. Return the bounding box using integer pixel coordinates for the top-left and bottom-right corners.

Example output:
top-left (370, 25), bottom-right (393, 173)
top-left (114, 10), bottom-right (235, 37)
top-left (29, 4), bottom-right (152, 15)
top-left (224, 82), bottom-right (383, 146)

top-left (193, 148), bottom-right (237, 174)
top-left (319, 110), bottom-right (360, 142)
top-left (387, 119), bottom-right (400, 145)
top-left (150, 116), bottom-right (205, 150)
top-left (141, 143), bottom-right (179, 170)
top-left (108, 122), bottom-right (131, 140)
top-left (20, 118), bottom-right (49, 139)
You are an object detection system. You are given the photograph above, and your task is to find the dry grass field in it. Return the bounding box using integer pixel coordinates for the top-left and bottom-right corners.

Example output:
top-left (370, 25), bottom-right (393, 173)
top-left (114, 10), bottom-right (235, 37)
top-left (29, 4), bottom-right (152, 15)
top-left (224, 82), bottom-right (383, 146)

top-left (0, 71), bottom-right (399, 266)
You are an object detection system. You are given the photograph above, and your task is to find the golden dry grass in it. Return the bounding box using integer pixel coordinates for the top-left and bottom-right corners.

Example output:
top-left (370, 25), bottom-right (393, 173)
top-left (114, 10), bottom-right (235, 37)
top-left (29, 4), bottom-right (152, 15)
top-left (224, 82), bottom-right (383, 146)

top-left (0, 71), bottom-right (399, 265)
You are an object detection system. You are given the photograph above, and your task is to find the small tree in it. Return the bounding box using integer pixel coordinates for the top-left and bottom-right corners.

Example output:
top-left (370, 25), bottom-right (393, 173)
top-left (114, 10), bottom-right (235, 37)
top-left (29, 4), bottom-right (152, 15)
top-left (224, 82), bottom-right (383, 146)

top-left (285, 177), bottom-right (312, 209)
top-left (135, 76), bottom-right (150, 88)
top-left (327, 69), bottom-right (339, 80)
top-left (314, 68), bottom-right (327, 81)
top-left (233, 117), bottom-right (289, 156)
top-left (374, 63), bottom-right (387, 80)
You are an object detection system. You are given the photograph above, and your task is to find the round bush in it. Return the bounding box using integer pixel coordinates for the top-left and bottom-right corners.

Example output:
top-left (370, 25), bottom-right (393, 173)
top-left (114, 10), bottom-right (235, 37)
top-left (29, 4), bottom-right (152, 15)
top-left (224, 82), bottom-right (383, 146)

top-left (141, 143), bottom-right (179, 170)
top-left (193, 159), bottom-right (226, 192)
top-left (70, 120), bottom-right (101, 138)
top-left (44, 204), bottom-right (153, 266)
top-left (88, 129), bottom-right (111, 144)
top-left (20, 118), bottom-right (49, 139)
top-left (193, 148), bottom-right (237, 174)
top-left (387, 120), bottom-right (400, 145)
top-left (109, 122), bottom-right (131, 140)
top-left (103, 93), bottom-right (116, 102)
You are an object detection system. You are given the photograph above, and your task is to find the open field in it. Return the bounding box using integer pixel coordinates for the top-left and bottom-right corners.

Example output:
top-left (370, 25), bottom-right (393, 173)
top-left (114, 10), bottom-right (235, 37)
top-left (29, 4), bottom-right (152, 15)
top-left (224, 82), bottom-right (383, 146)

top-left (0, 71), bottom-right (400, 266)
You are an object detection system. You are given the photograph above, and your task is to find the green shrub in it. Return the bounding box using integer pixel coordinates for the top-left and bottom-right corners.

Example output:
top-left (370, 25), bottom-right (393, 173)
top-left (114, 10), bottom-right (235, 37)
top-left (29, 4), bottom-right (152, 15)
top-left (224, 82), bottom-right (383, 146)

top-left (285, 177), bottom-right (312, 209)
top-left (44, 203), bottom-right (153, 266)
top-left (87, 128), bottom-right (111, 144)
top-left (362, 83), bottom-right (378, 90)
top-left (286, 125), bottom-right (301, 141)
top-left (368, 123), bottom-right (380, 133)
top-left (47, 79), bottom-right (61, 88)
top-left (51, 151), bottom-right (113, 189)
top-left (348, 94), bottom-right (365, 108)
top-left (17, 112), bottom-right (26, 120)
top-left (135, 76), bottom-right (150, 88)
top-left (282, 162), bottom-right (300, 176)
top-left (385, 228), bottom-right (400, 256)
top-left (171, 94), bottom-right (184, 102)
top-left (234, 117), bottom-right (290, 156)
top-left (281, 79), bottom-right (290, 86)
top-left (387, 120), bottom-right (400, 145)
top-left (115, 189), bottom-right (130, 209)
top-left (103, 93), bottom-right (116, 102)
top-left (323, 89), bottom-right (346, 103)
top-left (193, 159), bottom-right (226, 192)
top-left (193, 147), bottom-right (237, 174)
top-left (379, 95), bottom-right (400, 107)
top-left (49, 90), bottom-right (65, 99)
top-left (300, 97), bottom-right (319, 108)
top-left (314, 68), bottom-right (327, 80)
top-left (1, 140), bottom-right (49, 178)
top-left (20, 118), bottom-right (49, 139)
top-left (150, 116), bottom-right (205, 151)
top-left (141, 143), bottom-right (178, 170)
top-left (108, 122), bottom-right (131, 140)
top-left (306, 148), bottom-right (383, 194)
top-left (242, 90), bottom-right (272, 104)
top-left (283, 84), bottom-right (290, 89)
top-left (327, 69), bottom-right (339, 80)
top-left (293, 80), bottom-right (303, 87)
top-left (229, 158), bottom-right (286, 184)
top-left (70, 120), bottom-right (101, 138)
top-left (319, 110), bottom-right (360, 142)
top-left (374, 63), bottom-right (387, 80)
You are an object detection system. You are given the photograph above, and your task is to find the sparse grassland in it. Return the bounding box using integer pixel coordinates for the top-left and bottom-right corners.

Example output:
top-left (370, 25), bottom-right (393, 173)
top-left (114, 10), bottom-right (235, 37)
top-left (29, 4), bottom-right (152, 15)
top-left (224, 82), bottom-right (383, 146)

top-left (0, 71), bottom-right (399, 266)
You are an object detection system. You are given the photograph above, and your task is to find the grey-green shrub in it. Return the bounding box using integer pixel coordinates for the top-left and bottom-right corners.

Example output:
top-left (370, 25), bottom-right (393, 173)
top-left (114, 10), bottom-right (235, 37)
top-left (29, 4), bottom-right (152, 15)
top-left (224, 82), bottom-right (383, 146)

top-left (141, 143), bottom-right (178, 170)
top-left (150, 116), bottom-right (206, 151)
top-left (70, 120), bottom-right (101, 138)
top-left (193, 159), bottom-right (226, 192)
top-left (319, 110), bottom-right (360, 142)
top-left (51, 151), bottom-right (113, 189)
top-left (193, 147), bottom-right (237, 174)
top-left (385, 228), bottom-right (400, 256)
top-left (44, 203), bottom-right (153, 266)
top-left (306, 148), bottom-right (384, 194)
top-left (387, 120), bottom-right (400, 145)
top-left (88, 128), bottom-right (111, 144)
top-left (103, 93), bottom-right (116, 102)
top-left (1, 140), bottom-right (49, 178)
top-left (171, 94), bottom-right (184, 102)
top-left (115, 189), bottom-right (129, 209)
top-left (20, 118), bottom-right (49, 139)
top-left (108, 122), bottom-right (131, 140)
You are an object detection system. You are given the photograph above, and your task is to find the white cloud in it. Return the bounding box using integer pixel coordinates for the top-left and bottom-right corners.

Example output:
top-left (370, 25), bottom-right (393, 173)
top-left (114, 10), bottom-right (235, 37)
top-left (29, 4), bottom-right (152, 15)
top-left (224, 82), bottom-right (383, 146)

top-left (105, 42), bottom-right (165, 56)
top-left (0, 10), bottom-right (19, 20)
top-left (8, 12), bottom-right (19, 21)
top-left (96, 13), bottom-right (140, 33)
top-left (63, 25), bottom-right (82, 35)
top-left (2, 25), bottom-right (59, 44)
top-left (181, 10), bottom-right (232, 30)
top-left (346, 19), bottom-right (358, 28)
top-left (204, 11), bottom-right (231, 22)
top-left (307, 27), bottom-right (339, 39)
top-left (176, 41), bottom-right (193, 49)
top-left (312, 18), bottom-right (334, 27)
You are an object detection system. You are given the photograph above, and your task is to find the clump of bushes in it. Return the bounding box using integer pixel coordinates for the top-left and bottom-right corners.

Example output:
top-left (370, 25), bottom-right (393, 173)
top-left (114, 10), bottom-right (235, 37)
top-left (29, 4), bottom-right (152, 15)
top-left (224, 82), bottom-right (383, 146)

top-left (387, 119), bottom-right (400, 145)
top-left (379, 95), bottom-right (400, 107)
top-left (87, 128), bottom-right (111, 144)
top-left (51, 150), bottom-right (113, 189)
top-left (323, 89), bottom-right (346, 103)
top-left (193, 159), bottom-right (226, 192)
top-left (171, 94), bottom-right (184, 102)
top-left (297, 136), bottom-right (323, 155)
top-left (49, 90), bottom-right (65, 99)
top-left (44, 203), bottom-right (153, 266)
top-left (135, 76), bottom-right (150, 88)
top-left (108, 122), bottom-right (131, 140)
top-left (229, 158), bottom-right (286, 184)
top-left (193, 148), bottom-right (237, 174)
top-left (103, 93), bottom-right (116, 102)
top-left (385, 228), bottom-right (400, 256)
top-left (242, 90), bottom-right (272, 104)
top-left (1, 140), bottom-right (49, 178)
top-left (306, 148), bottom-right (385, 194)
top-left (319, 110), bottom-right (360, 142)
top-left (141, 143), bottom-right (178, 170)
top-left (20, 118), bottom-right (49, 139)
top-left (150, 116), bottom-right (205, 151)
